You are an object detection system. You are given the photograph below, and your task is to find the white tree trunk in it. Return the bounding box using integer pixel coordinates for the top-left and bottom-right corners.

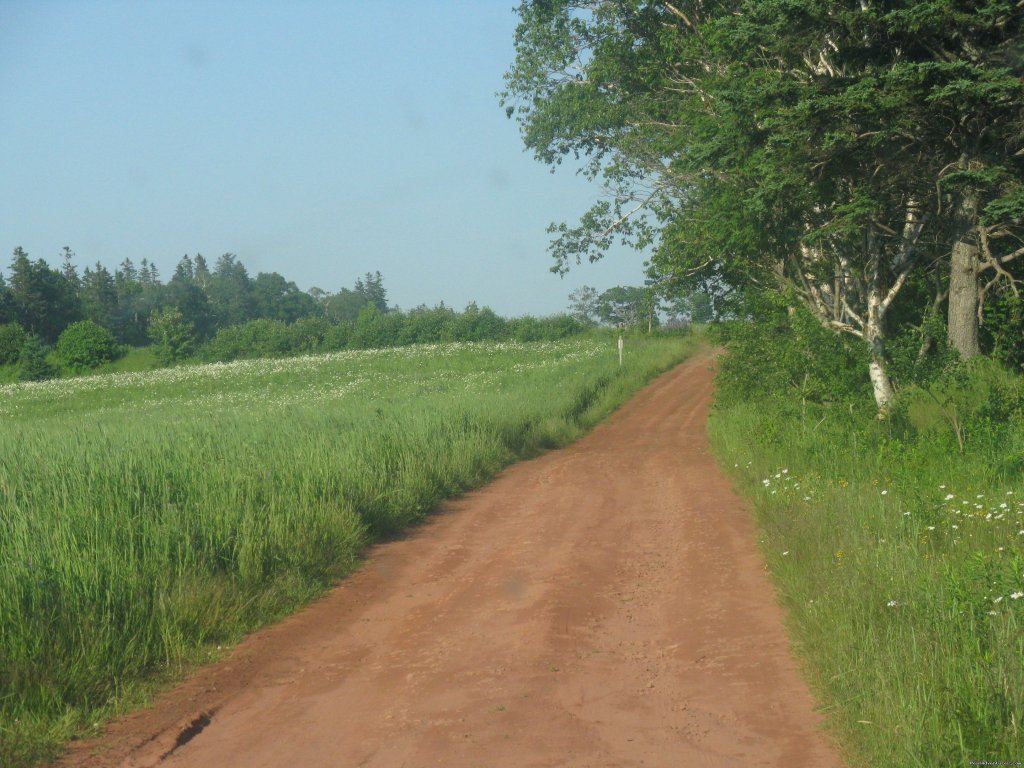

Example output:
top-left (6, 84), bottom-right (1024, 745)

top-left (865, 308), bottom-right (895, 411)
top-left (868, 357), bottom-right (894, 411)
top-left (865, 233), bottom-right (895, 412)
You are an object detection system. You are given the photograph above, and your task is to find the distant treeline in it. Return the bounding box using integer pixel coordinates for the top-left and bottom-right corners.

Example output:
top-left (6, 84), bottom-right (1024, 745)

top-left (197, 305), bottom-right (584, 364)
top-left (0, 247), bottom-right (592, 378)
top-left (0, 247), bottom-right (393, 346)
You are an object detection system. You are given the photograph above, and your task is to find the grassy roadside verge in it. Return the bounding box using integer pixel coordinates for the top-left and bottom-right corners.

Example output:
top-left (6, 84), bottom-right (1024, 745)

top-left (708, 328), bottom-right (1024, 765)
top-left (0, 333), bottom-right (697, 767)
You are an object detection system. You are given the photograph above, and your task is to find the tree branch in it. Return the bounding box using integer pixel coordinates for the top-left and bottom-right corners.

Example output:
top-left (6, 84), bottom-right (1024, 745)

top-left (599, 190), bottom-right (659, 238)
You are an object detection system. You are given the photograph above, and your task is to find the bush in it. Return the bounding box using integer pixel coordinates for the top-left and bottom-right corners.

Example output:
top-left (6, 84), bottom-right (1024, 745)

top-left (508, 314), bottom-right (584, 342)
top-left (715, 295), bottom-right (870, 409)
top-left (349, 305), bottom-right (405, 349)
top-left (56, 320), bottom-right (119, 371)
top-left (397, 306), bottom-right (454, 345)
top-left (0, 323), bottom-right (26, 365)
top-left (201, 319), bottom-right (293, 362)
top-left (439, 303), bottom-right (510, 343)
top-left (322, 322), bottom-right (352, 351)
top-left (982, 291), bottom-right (1024, 371)
top-left (886, 309), bottom-right (960, 390)
top-left (18, 335), bottom-right (57, 381)
top-left (508, 316), bottom-right (544, 342)
top-left (288, 317), bottom-right (332, 354)
top-left (893, 357), bottom-right (1024, 465)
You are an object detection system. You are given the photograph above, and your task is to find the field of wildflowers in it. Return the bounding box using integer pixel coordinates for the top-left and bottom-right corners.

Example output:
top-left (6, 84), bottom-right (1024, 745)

top-left (711, 401), bottom-right (1024, 766)
top-left (0, 334), bottom-right (696, 766)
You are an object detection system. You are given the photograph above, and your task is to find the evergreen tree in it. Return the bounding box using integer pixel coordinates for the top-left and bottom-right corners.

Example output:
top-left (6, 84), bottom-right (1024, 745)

top-left (356, 271), bottom-right (388, 313)
top-left (113, 257), bottom-right (164, 344)
top-left (0, 274), bottom-right (12, 324)
top-left (80, 263), bottom-right (119, 330)
top-left (166, 260), bottom-right (214, 340)
top-left (7, 247), bottom-right (80, 342)
top-left (0, 322), bottom-right (26, 365)
top-left (193, 253), bottom-right (212, 290)
top-left (116, 258), bottom-right (138, 286)
top-left (17, 334), bottom-right (57, 381)
top-left (60, 247), bottom-right (80, 292)
top-left (207, 253), bottom-right (256, 328)
top-left (138, 258), bottom-right (160, 286)
top-left (173, 254), bottom-right (195, 283)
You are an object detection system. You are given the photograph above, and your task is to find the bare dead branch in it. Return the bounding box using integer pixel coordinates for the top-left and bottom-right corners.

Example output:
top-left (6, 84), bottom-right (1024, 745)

top-left (841, 296), bottom-right (865, 329)
top-left (599, 190), bottom-right (659, 238)
top-left (881, 269), bottom-right (911, 314)
top-left (829, 320), bottom-right (863, 338)
top-left (663, 2), bottom-right (694, 28)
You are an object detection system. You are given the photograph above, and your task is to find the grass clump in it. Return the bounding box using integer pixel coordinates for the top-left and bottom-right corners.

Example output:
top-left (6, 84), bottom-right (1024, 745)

top-left (709, 306), bottom-right (1024, 766)
top-left (0, 333), bottom-right (695, 766)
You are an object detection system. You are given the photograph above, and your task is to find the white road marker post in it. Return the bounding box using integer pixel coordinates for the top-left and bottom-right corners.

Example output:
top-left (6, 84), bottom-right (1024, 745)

top-left (618, 334), bottom-right (624, 367)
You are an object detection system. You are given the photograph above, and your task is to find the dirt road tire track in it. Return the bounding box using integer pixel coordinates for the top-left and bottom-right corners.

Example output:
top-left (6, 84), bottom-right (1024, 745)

top-left (56, 350), bottom-right (844, 768)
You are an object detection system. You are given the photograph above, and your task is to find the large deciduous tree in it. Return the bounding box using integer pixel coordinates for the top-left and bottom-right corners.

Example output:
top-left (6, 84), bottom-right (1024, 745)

top-left (568, 285), bottom-right (601, 325)
top-left (252, 272), bottom-right (319, 323)
top-left (503, 0), bottom-right (1024, 410)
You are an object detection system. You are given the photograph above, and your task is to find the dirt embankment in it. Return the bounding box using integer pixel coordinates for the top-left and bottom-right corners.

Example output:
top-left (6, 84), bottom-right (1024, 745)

top-left (57, 350), bottom-right (844, 768)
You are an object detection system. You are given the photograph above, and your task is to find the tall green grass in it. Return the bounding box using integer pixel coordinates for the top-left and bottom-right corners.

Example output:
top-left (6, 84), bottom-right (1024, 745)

top-left (710, 330), bottom-right (1024, 765)
top-left (0, 334), bottom-right (696, 766)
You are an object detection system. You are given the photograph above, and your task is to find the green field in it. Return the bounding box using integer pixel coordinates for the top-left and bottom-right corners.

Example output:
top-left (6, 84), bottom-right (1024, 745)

top-left (0, 333), bottom-right (695, 766)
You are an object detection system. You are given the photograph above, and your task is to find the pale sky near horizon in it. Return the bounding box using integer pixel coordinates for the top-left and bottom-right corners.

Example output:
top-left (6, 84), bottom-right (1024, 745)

top-left (0, 1), bottom-right (648, 316)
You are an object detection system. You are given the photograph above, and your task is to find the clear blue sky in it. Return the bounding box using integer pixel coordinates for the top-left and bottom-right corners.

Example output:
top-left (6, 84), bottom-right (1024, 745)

top-left (0, 1), bottom-right (648, 316)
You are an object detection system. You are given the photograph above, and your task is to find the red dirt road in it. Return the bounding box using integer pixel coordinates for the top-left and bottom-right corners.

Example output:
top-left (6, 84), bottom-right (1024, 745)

top-left (58, 351), bottom-right (845, 768)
